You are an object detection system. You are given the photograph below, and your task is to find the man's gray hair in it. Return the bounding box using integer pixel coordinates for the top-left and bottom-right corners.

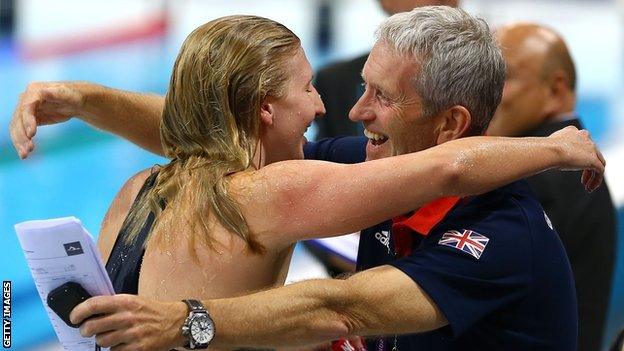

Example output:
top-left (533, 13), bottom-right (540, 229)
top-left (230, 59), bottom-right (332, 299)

top-left (376, 6), bottom-right (505, 135)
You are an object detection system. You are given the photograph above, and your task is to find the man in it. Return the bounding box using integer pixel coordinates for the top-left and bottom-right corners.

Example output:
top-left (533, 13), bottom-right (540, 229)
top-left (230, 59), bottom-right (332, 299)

top-left (310, 0), bottom-right (460, 278)
top-left (314, 0), bottom-right (459, 139)
top-left (487, 22), bottom-right (617, 351)
top-left (50, 7), bottom-right (589, 350)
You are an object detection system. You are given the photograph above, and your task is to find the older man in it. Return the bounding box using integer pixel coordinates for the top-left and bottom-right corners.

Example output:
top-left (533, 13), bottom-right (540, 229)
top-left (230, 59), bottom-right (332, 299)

top-left (46, 7), bottom-right (584, 350)
top-left (488, 22), bottom-right (616, 351)
top-left (308, 0), bottom-right (462, 277)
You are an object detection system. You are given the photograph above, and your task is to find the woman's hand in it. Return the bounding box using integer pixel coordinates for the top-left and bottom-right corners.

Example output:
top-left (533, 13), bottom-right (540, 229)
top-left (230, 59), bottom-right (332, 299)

top-left (548, 125), bottom-right (605, 191)
top-left (10, 81), bottom-right (85, 159)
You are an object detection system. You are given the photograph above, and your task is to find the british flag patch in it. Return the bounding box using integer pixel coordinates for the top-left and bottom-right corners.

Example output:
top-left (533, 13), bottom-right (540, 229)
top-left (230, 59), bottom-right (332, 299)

top-left (438, 229), bottom-right (489, 259)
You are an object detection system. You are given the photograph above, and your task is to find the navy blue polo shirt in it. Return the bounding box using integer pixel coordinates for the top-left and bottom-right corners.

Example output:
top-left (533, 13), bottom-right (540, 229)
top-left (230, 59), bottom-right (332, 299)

top-left (304, 138), bottom-right (578, 350)
top-left (304, 136), bottom-right (367, 164)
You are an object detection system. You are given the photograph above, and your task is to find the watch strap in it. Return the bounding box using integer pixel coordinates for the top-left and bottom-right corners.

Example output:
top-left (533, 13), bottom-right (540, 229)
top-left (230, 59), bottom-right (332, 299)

top-left (184, 299), bottom-right (205, 312)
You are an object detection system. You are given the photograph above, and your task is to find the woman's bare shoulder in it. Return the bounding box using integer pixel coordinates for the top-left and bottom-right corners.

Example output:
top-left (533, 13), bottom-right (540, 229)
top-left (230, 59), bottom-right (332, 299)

top-left (97, 166), bottom-right (160, 263)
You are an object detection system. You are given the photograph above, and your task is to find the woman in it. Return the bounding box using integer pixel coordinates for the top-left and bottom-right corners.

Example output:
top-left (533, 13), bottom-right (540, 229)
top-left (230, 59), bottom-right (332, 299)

top-left (97, 15), bottom-right (601, 305)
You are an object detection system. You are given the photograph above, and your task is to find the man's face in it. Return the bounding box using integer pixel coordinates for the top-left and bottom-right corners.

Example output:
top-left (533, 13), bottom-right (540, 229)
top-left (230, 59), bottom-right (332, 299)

top-left (378, 0), bottom-right (459, 15)
top-left (488, 31), bottom-right (551, 137)
top-left (349, 41), bottom-right (440, 161)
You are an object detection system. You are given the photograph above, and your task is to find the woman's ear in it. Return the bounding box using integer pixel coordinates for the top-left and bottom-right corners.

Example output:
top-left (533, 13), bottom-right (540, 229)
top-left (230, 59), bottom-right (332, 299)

top-left (260, 98), bottom-right (275, 126)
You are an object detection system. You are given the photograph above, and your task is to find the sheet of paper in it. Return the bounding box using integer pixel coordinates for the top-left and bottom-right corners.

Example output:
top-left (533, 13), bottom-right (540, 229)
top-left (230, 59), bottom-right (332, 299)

top-left (310, 232), bottom-right (360, 263)
top-left (15, 216), bottom-right (113, 351)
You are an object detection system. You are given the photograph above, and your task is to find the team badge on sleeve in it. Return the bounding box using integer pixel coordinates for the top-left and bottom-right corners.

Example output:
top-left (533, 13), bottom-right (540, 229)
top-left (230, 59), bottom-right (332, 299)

top-left (438, 229), bottom-right (489, 259)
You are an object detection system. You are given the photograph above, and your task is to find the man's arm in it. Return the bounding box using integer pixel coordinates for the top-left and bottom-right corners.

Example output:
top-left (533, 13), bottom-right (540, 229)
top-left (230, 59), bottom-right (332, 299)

top-left (71, 265), bottom-right (447, 350)
top-left (207, 265), bottom-right (448, 346)
top-left (9, 81), bottom-right (165, 158)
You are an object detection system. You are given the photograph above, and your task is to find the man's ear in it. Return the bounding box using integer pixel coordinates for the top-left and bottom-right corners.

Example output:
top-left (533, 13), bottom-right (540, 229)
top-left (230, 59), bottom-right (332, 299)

top-left (260, 98), bottom-right (275, 126)
top-left (436, 105), bottom-right (472, 144)
top-left (542, 70), bottom-right (569, 117)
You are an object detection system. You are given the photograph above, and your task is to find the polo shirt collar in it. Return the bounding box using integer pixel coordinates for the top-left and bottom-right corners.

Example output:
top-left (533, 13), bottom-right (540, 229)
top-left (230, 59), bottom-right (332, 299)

top-left (392, 196), bottom-right (461, 258)
top-left (393, 196), bottom-right (461, 235)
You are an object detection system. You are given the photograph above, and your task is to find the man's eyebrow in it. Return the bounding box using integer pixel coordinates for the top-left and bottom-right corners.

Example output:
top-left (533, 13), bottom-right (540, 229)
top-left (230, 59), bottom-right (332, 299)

top-left (360, 71), bottom-right (384, 89)
top-left (360, 71), bottom-right (394, 97)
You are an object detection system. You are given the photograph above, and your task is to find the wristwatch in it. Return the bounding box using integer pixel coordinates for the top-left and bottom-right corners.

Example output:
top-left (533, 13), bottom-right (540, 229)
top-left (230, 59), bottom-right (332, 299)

top-left (181, 299), bottom-right (215, 349)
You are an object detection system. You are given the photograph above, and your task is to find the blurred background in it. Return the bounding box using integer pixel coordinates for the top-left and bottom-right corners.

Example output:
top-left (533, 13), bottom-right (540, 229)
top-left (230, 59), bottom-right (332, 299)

top-left (0, 0), bottom-right (623, 349)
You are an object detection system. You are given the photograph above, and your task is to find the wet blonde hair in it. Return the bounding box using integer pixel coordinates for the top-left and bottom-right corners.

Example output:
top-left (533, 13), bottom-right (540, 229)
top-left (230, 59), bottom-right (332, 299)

top-left (122, 15), bottom-right (301, 254)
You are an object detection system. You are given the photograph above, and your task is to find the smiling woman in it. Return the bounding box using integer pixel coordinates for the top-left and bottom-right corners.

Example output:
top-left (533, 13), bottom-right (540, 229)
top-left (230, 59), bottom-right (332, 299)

top-left (99, 15), bottom-right (324, 303)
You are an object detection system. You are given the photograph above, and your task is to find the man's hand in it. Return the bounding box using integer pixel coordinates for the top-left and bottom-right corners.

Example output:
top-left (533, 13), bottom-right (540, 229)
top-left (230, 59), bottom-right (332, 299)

top-left (70, 294), bottom-right (187, 351)
top-left (10, 82), bottom-right (85, 159)
top-left (548, 126), bottom-right (606, 192)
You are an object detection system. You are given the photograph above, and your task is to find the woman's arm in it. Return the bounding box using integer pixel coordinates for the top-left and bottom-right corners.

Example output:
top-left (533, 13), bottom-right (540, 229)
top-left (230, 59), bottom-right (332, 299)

top-left (241, 127), bottom-right (604, 248)
top-left (10, 81), bottom-right (165, 158)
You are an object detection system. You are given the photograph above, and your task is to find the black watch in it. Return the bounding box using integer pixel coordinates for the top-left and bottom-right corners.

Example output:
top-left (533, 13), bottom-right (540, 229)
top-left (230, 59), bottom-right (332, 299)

top-left (181, 299), bottom-right (215, 349)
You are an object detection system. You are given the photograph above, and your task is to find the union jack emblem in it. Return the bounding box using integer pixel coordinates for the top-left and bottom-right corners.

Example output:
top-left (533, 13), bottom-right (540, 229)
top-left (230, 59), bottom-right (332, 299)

top-left (438, 229), bottom-right (489, 259)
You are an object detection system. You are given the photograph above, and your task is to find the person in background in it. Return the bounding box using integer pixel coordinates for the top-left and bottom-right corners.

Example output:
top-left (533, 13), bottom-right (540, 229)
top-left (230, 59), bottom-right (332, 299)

top-left (488, 22), bottom-right (617, 351)
top-left (0, 0), bottom-right (15, 37)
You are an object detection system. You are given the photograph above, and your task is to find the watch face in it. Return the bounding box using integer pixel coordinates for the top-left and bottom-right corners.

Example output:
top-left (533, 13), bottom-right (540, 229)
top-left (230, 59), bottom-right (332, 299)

top-left (190, 314), bottom-right (214, 344)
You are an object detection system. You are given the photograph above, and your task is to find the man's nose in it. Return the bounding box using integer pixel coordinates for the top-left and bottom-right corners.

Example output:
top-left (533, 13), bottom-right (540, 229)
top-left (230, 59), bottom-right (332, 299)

top-left (349, 94), bottom-right (373, 122)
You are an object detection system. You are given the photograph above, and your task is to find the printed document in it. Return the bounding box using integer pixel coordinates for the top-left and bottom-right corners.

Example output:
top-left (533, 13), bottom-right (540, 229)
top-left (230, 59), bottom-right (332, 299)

top-left (15, 217), bottom-right (113, 351)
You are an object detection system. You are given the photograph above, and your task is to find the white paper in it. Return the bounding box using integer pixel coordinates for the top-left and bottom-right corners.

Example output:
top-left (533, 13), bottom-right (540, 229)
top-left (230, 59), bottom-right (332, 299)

top-left (15, 217), bottom-right (113, 351)
top-left (310, 232), bottom-right (360, 263)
